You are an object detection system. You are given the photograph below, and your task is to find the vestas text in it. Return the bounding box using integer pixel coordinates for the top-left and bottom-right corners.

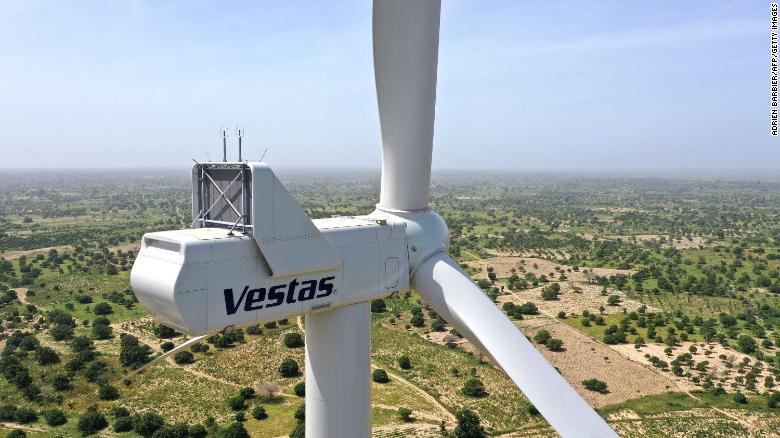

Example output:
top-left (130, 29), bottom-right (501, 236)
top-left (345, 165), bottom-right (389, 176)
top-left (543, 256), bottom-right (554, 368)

top-left (223, 276), bottom-right (336, 315)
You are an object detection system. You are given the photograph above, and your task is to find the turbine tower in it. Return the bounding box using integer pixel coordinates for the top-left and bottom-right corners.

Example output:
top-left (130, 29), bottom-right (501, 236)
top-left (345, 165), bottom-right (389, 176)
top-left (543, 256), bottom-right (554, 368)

top-left (130, 1), bottom-right (618, 437)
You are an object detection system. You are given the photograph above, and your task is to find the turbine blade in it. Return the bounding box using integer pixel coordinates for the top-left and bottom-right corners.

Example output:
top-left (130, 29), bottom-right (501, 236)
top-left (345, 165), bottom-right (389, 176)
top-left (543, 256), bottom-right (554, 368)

top-left (373, 0), bottom-right (441, 211)
top-left (129, 335), bottom-right (206, 376)
top-left (413, 253), bottom-right (618, 438)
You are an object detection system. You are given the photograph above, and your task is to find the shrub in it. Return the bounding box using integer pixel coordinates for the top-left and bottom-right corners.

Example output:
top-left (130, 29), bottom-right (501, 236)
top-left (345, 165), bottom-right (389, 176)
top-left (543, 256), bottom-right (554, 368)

top-left (251, 404), bottom-right (267, 420)
top-left (43, 408), bottom-right (67, 426)
top-left (453, 408), bottom-right (486, 438)
top-left (372, 368), bottom-right (390, 383)
top-left (238, 387), bottom-right (255, 400)
top-left (246, 325), bottom-right (262, 335)
top-left (0, 404), bottom-right (16, 421)
top-left (557, 311), bottom-right (566, 319)
top-left (52, 374), bottom-right (72, 391)
top-left (98, 384), bottom-right (120, 400)
top-left (768, 392), bottom-right (780, 408)
top-left (430, 317), bottom-right (446, 332)
top-left (188, 424), bottom-right (207, 438)
top-left (160, 342), bottom-right (174, 352)
top-left (284, 333), bottom-right (304, 348)
top-left (533, 330), bottom-right (551, 344)
top-left (134, 411), bottom-right (165, 437)
top-left (462, 377), bottom-right (486, 397)
top-left (19, 335), bottom-right (39, 351)
top-left (410, 313), bottom-right (425, 327)
top-left (78, 407), bottom-right (108, 435)
top-left (278, 358), bottom-right (300, 377)
top-left (7, 431), bottom-right (25, 438)
top-left (289, 423), bottom-right (305, 438)
top-left (227, 395), bottom-right (245, 411)
top-left (582, 379), bottom-right (608, 393)
top-left (607, 295), bottom-right (621, 306)
top-left (733, 393), bottom-right (748, 404)
top-left (114, 416), bottom-right (134, 432)
top-left (371, 299), bottom-right (387, 313)
top-left (294, 403), bottom-right (305, 423)
top-left (174, 351), bottom-right (195, 365)
top-left (398, 407), bottom-right (413, 422)
top-left (398, 355), bottom-right (412, 370)
top-left (294, 382), bottom-right (305, 397)
top-left (14, 407), bottom-right (37, 423)
top-left (220, 422), bottom-right (250, 438)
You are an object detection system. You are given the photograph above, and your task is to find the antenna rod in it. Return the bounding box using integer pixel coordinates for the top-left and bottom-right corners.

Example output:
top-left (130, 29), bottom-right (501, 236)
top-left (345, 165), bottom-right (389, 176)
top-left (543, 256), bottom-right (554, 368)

top-left (220, 126), bottom-right (228, 162)
top-left (236, 125), bottom-right (244, 161)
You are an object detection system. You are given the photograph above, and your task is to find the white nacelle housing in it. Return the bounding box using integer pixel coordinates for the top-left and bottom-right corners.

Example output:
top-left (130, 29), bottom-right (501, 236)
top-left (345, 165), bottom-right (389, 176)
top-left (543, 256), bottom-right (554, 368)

top-left (131, 163), bottom-right (409, 336)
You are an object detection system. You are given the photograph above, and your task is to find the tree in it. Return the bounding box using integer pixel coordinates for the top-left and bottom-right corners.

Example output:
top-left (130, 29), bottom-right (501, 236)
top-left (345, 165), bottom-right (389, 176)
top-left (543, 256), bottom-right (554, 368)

top-left (289, 423), bottom-right (305, 438)
top-left (119, 334), bottom-right (152, 369)
top-left (252, 404), bottom-right (268, 420)
top-left (50, 324), bottom-right (74, 341)
top-left (546, 338), bottom-right (564, 352)
top-left (533, 330), bottom-right (551, 344)
top-left (189, 424), bottom-right (207, 438)
top-left (453, 409), bottom-right (486, 438)
top-left (372, 368), bottom-right (390, 383)
top-left (398, 355), bottom-right (412, 370)
top-left (733, 393), bottom-right (748, 404)
top-left (228, 395), bottom-right (246, 411)
top-left (98, 384), bottom-right (120, 400)
top-left (92, 323), bottom-right (113, 339)
top-left (737, 335), bottom-right (757, 354)
top-left (284, 332), bottom-right (304, 348)
top-left (7, 431), bottom-right (25, 438)
top-left (93, 303), bottom-right (113, 315)
top-left (154, 324), bottom-right (178, 339)
top-left (114, 416), bottom-right (134, 432)
top-left (220, 422), bottom-right (250, 438)
top-left (607, 295), bottom-right (621, 306)
top-left (35, 346), bottom-right (60, 365)
top-left (14, 407), bottom-right (37, 423)
top-left (43, 408), bottom-right (67, 426)
top-left (410, 313), bottom-right (425, 327)
top-left (370, 299), bottom-right (387, 313)
top-left (430, 317), bottom-right (446, 332)
top-left (769, 392), bottom-right (780, 408)
top-left (174, 351), bottom-right (195, 365)
top-left (134, 412), bottom-right (165, 437)
top-left (294, 382), bottom-right (305, 397)
top-left (462, 377), bottom-right (486, 397)
top-left (541, 283), bottom-right (560, 301)
top-left (294, 403), bottom-right (305, 423)
top-left (279, 358), bottom-right (300, 377)
top-left (582, 379), bottom-right (608, 393)
top-left (398, 407), bottom-right (413, 422)
top-left (78, 406), bottom-right (108, 435)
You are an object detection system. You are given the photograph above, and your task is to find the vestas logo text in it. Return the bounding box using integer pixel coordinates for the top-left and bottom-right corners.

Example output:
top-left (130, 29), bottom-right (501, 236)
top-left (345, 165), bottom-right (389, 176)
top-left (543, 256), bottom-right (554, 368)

top-left (223, 276), bottom-right (335, 315)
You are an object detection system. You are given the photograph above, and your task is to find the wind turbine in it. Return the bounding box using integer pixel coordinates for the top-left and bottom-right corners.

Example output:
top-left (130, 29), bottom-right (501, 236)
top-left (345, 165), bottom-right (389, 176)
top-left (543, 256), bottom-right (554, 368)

top-left (130, 1), bottom-right (618, 437)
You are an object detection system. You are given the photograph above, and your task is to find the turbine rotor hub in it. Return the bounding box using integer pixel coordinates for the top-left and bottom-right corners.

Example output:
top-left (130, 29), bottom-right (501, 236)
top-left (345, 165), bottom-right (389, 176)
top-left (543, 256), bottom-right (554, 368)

top-left (369, 206), bottom-right (448, 276)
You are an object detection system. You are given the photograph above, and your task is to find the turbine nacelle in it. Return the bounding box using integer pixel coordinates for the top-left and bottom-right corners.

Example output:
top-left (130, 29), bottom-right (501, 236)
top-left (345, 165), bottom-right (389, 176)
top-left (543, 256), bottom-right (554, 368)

top-left (131, 162), bottom-right (409, 336)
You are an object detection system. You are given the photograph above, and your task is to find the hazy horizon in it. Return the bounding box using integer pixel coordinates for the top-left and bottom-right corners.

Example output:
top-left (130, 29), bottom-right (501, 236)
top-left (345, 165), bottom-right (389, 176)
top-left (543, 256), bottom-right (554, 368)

top-left (1, 0), bottom-right (777, 171)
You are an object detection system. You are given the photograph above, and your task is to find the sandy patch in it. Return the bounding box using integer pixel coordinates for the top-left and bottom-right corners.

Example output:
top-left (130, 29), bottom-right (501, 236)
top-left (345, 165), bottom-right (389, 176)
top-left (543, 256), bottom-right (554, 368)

top-left (613, 342), bottom-right (776, 394)
top-left (467, 256), bottom-right (633, 284)
top-left (515, 318), bottom-right (680, 407)
top-left (497, 283), bottom-right (658, 318)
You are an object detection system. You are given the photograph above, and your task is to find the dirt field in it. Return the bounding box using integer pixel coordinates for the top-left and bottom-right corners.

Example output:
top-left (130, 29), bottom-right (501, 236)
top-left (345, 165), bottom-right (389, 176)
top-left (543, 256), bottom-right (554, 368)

top-left (467, 256), bottom-right (634, 284)
top-left (612, 235), bottom-right (713, 250)
top-left (515, 317), bottom-right (679, 407)
top-left (497, 283), bottom-right (658, 318)
top-left (614, 342), bottom-right (776, 394)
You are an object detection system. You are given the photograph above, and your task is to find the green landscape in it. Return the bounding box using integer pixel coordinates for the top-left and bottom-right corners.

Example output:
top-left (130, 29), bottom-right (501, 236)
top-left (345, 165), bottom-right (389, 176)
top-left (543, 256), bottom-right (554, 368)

top-left (1, 169), bottom-right (779, 437)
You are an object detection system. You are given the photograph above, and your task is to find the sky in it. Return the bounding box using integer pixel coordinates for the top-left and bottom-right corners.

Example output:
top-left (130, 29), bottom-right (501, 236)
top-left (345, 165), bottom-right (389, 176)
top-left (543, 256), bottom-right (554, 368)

top-left (0, 0), bottom-right (777, 171)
